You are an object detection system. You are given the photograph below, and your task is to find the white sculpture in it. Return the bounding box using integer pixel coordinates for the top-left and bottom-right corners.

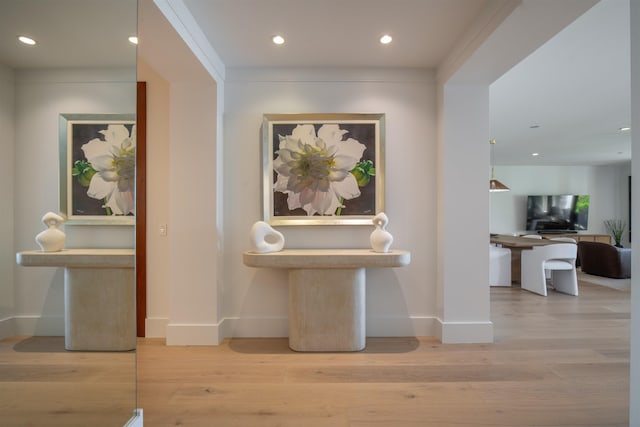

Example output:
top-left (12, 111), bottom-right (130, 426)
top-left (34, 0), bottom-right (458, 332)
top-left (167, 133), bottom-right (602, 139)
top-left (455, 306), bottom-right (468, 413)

top-left (370, 212), bottom-right (393, 253)
top-left (249, 221), bottom-right (285, 253)
top-left (35, 212), bottom-right (66, 252)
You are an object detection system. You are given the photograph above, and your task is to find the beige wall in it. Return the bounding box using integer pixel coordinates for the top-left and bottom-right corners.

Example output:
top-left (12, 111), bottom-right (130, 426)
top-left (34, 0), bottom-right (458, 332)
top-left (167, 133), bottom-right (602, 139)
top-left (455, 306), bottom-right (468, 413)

top-left (9, 68), bottom-right (135, 337)
top-left (222, 68), bottom-right (439, 338)
top-left (0, 63), bottom-right (15, 331)
top-left (137, 59), bottom-right (171, 337)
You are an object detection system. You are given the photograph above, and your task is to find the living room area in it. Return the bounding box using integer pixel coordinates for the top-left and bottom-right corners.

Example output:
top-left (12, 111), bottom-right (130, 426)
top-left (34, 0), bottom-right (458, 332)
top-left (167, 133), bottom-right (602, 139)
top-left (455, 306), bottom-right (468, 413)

top-left (489, 165), bottom-right (630, 245)
top-left (488, 0), bottom-right (631, 292)
top-left (489, 164), bottom-right (631, 290)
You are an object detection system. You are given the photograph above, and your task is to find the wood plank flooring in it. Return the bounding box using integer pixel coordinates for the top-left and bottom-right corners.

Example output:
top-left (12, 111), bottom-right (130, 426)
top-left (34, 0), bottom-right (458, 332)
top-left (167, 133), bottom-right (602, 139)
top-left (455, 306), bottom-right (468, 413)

top-left (137, 282), bottom-right (630, 427)
top-left (0, 336), bottom-right (136, 426)
top-left (0, 281), bottom-right (631, 426)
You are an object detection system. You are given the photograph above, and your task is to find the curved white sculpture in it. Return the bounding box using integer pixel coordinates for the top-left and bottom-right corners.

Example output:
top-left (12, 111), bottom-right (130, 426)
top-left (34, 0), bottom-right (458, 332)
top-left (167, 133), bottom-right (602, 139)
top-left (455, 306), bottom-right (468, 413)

top-left (370, 212), bottom-right (393, 253)
top-left (249, 221), bottom-right (285, 253)
top-left (35, 212), bottom-right (66, 252)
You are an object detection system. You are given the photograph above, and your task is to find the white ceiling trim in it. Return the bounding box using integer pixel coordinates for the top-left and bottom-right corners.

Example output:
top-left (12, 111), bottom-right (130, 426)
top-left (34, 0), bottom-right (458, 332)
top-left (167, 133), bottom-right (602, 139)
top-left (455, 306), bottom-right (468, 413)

top-left (437, 0), bottom-right (521, 84)
top-left (448, 0), bottom-right (599, 85)
top-left (153, 0), bottom-right (226, 83)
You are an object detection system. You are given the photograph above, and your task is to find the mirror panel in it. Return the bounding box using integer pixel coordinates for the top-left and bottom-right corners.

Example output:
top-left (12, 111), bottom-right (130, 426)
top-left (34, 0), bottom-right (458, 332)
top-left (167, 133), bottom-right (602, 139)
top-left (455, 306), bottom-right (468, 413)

top-left (0, 0), bottom-right (138, 425)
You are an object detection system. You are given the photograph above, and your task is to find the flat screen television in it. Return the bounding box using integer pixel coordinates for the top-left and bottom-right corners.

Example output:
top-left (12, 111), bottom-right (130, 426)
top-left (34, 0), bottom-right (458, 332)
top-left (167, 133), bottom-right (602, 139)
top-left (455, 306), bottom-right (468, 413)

top-left (526, 195), bottom-right (590, 232)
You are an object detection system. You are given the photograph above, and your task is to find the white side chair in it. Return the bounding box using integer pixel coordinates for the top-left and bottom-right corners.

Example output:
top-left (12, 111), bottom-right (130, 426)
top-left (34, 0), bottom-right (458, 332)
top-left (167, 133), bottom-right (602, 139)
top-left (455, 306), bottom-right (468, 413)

top-left (489, 245), bottom-right (511, 286)
top-left (545, 238), bottom-right (577, 278)
top-left (521, 243), bottom-right (578, 296)
top-left (523, 235), bottom-right (547, 276)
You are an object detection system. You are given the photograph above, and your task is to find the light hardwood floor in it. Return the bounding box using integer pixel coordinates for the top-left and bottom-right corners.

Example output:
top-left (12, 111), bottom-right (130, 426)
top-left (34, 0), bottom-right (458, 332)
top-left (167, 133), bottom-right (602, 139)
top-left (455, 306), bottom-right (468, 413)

top-left (137, 282), bottom-right (630, 427)
top-left (0, 336), bottom-right (136, 426)
top-left (1, 281), bottom-right (630, 426)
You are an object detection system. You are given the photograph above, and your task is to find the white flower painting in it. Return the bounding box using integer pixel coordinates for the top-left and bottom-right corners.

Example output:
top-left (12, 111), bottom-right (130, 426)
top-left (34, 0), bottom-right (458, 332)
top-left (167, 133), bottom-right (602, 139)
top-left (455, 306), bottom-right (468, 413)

top-left (80, 124), bottom-right (136, 216)
top-left (61, 114), bottom-right (136, 224)
top-left (264, 114), bottom-right (384, 225)
top-left (273, 124), bottom-right (365, 216)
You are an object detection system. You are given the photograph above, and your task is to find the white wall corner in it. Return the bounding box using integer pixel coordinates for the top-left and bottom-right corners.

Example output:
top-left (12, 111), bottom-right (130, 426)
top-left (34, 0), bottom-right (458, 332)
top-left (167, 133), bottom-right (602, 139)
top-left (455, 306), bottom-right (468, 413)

top-left (165, 322), bottom-right (224, 346)
top-left (437, 83), bottom-right (491, 341)
top-left (153, 0), bottom-right (226, 83)
top-left (435, 319), bottom-right (494, 344)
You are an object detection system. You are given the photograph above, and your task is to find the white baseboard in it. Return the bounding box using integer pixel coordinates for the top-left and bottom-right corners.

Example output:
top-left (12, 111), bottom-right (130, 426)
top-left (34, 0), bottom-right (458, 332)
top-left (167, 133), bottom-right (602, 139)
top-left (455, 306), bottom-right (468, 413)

top-left (157, 316), bottom-right (482, 345)
top-left (161, 318), bottom-right (289, 345)
top-left (13, 315), bottom-right (64, 336)
top-left (221, 317), bottom-right (436, 338)
top-left (435, 318), bottom-right (494, 343)
top-left (0, 316), bottom-right (15, 340)
top-left (219, 316), bottom-right (436, 341)
top-left (6, 314), bottom-right (489, 345)
top-left (166, 322), bottom-right (224, 345)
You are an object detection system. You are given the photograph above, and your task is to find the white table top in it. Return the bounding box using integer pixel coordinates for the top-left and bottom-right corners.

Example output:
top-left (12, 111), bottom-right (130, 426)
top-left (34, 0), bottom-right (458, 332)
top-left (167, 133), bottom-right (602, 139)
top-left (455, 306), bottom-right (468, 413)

top-left (243, 248), bottom-right (410, 269)
top-left (16, 249), bottom-right (134, 268)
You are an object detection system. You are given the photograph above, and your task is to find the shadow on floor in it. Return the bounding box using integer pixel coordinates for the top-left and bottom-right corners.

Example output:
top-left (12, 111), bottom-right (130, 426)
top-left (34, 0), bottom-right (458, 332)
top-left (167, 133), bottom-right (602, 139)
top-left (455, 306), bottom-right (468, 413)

top-left (11, 336), bottom-right (67, 353)
top-left (228, 336), bottom-right (421, 354)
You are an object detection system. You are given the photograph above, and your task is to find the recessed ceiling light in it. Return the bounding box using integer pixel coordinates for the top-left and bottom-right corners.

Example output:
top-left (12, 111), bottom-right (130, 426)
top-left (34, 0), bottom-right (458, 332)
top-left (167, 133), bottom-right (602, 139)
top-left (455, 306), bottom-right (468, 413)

top-left (18, 35), bottom-right (36, 46)
top-left (619, 127), bottom-right (631, 132)
top-left (379, 34), bottom-right (392, 44)
top-left (531, 152), bottom-right (539, 157)
top-left (272, 35), bottom-right (285, 45)
top-left (128, 36), bottom-right (138, 45)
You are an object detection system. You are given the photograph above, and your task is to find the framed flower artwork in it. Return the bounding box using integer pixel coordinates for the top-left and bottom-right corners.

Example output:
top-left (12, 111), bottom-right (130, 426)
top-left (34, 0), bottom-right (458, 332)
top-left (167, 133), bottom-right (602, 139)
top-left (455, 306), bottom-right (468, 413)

top-left (262, 113), bottom-right (385, 225)
top-left (59, 113), bottom-right (136, 225)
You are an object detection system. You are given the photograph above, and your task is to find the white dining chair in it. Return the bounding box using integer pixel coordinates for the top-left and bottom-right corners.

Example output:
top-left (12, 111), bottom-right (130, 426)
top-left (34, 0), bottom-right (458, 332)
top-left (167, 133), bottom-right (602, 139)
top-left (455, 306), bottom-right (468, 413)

top-left (489, 245), bottom-right (511, 286)
top-left (549, 237), bottom-right (577, 243)
top-left (520, 243), bottom-right (578, 296)
top-left (545, 238), bottom-right (577, 277)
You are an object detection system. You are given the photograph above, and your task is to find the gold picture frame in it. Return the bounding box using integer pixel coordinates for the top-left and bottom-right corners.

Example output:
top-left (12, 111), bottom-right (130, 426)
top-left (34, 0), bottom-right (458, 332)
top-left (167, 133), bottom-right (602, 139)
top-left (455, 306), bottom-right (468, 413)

top-left (262, 113), bottom-right (385, 226)
top-left (59, 113), bottom-right (136, 225)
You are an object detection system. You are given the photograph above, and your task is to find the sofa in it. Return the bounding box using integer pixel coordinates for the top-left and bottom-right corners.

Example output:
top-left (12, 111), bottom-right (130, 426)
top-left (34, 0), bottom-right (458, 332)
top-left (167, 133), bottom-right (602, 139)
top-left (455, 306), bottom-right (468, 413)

top-left (577, 241), bottom-right (631, 279)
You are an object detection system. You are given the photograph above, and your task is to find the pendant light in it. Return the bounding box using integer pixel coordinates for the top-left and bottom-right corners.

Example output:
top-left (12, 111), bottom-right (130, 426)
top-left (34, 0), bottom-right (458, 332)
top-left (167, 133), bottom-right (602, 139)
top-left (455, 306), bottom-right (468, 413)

top-left (489, 139), bottom-right (509, 192)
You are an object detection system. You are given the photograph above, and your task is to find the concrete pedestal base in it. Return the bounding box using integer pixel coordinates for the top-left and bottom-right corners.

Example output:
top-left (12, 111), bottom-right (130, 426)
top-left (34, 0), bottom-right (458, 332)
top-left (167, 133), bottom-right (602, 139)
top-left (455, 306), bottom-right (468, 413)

top-left (16, 249), bottom-right (135, 351)
top-left (289, 268), bottom-right (365, 352)
top-left (65, 267), bottom-right (135, 351)
top-left (243, 249), bottom-right (411, 352)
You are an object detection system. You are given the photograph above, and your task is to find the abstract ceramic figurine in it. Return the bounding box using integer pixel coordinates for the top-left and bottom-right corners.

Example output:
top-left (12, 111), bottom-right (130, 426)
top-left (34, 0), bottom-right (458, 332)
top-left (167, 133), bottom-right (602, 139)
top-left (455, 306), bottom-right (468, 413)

top-left (370, 212), bottom-right (393, 253)
top-left (249, 221), bottom-right (285, 253)
top-left (35, 212), bottom-right (66, 252)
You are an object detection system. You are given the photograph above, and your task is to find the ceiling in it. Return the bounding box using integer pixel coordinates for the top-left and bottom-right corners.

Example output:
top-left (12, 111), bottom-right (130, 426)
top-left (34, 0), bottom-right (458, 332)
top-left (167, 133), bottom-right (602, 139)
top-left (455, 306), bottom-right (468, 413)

top-left (489, 0), bottom-right (630, 166)
top-left (181, 0), bottom-right (491, 69)
top-left (0, 0), bottom-right (630, 166)
top-left (0, 0), bottom-right (137, 68)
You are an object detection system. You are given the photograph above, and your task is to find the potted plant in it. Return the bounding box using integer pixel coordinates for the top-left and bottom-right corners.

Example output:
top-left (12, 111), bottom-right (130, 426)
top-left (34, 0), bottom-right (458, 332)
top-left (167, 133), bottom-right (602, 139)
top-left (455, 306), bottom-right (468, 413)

top-left (604, 219), bottom-right (626, 247)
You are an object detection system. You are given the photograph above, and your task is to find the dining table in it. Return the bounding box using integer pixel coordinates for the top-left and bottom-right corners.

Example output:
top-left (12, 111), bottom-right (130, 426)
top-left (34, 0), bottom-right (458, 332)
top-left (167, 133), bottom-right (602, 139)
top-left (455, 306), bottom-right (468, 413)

top-left (490, 234), bottom-right (566, 283)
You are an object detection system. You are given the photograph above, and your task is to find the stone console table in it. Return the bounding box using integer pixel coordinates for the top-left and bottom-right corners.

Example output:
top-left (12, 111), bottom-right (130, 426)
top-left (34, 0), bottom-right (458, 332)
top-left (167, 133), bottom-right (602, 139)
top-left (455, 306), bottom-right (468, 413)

top-left (16, 249), bottom-right (135, 351)
top-left (243, 249), bottom-right (411, 352)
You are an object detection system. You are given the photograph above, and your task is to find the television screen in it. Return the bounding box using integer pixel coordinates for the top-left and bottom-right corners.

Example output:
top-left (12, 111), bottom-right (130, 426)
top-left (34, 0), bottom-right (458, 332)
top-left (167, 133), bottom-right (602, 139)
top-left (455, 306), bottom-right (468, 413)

top-left (526, 195), bottom-right (590, 231)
